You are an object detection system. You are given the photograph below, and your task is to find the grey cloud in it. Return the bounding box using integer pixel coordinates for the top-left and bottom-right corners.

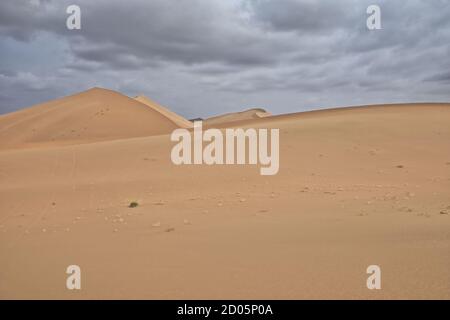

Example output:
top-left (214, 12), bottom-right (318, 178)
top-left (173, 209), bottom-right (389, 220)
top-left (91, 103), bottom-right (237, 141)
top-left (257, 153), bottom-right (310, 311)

top-left (1, 0), bottom-right (297, 68)
top-left (248, 0), bottom-right (361, 34)
top-left (425, 71), bottom-right (450, 83)
top-left (0, 0), bottom-right (64, 41)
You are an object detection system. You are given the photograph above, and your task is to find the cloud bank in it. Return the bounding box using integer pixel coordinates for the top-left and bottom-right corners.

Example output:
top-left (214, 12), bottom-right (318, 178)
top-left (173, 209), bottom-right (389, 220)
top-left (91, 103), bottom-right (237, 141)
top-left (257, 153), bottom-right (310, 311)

top-left (1, 0), bottom-right (449, 117)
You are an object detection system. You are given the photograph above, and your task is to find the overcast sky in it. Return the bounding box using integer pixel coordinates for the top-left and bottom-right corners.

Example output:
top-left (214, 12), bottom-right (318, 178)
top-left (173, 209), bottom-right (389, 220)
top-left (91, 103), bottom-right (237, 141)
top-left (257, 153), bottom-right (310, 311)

top-left (1, 0), bottom-right (449, 118)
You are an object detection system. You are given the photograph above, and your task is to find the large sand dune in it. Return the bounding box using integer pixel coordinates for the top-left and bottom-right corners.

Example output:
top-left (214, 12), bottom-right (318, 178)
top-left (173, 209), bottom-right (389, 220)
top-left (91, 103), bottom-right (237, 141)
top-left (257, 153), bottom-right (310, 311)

top-left (0, 88), bottom-right (179, 149)
top-left (0, 94), bottom-right (449, 299)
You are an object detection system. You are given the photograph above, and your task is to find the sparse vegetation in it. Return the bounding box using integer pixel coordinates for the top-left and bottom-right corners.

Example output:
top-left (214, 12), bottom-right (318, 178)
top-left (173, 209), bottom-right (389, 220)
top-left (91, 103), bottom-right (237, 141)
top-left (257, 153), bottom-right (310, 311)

top-left (129, 201), bottom-right (139, 208)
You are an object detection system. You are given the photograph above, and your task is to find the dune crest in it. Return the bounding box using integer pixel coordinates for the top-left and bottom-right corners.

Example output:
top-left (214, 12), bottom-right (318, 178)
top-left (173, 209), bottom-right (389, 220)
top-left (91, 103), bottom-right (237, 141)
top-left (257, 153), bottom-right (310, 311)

top-left (134, 95), bottom-right (193, 129)
top-left (0, 87), bottom-right (180, 149)
top-left (204, 108), bottom-right (271, 126)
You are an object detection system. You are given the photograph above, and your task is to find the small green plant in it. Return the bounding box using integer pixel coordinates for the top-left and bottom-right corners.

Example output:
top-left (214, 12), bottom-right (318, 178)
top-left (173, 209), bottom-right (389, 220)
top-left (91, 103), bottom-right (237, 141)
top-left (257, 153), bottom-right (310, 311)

top-left (129, 201), bottom-right (139, 208)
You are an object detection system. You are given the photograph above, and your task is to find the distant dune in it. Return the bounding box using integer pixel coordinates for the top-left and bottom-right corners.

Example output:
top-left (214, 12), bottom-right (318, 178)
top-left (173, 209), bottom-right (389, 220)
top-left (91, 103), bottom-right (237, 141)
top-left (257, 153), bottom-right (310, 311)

top-left (0, 88), bottom-right (449, 299)
top-left (204, 108), bottom-right (271, 126)
top-left (134, 95), bottom-right (193, 129)
top-left (0, 88), bottom-right (179, 149)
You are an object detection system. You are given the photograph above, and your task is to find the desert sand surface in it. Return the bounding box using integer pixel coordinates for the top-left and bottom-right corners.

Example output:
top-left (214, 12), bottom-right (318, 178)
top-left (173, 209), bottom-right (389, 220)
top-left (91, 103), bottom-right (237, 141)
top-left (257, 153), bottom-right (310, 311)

top-left (0, 93), bottom-right (449, 299)
top-left (204, 108), bottom-right (271, 126)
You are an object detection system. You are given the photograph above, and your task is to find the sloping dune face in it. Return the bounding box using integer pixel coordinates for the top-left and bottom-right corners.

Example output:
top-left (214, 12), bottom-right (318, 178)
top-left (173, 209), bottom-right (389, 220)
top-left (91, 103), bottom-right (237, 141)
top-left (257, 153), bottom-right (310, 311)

top-left (204, 108), bottom-right (271, 126)
top-left (0, 88), bottom-right (179, 149)
top-left (134, 95), bottom-right (193, 129)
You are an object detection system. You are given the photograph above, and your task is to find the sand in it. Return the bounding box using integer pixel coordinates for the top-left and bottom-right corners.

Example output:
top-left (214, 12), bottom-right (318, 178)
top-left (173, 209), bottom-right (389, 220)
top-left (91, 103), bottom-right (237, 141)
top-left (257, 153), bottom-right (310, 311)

top-left (204, 108), bottom-right (271, 126)
top-left (134, 95), bottom-right (193, 129)
top-left (0, 92), bottom-right (449, 299)
top-left (0, 88), bottom-right (179, 149)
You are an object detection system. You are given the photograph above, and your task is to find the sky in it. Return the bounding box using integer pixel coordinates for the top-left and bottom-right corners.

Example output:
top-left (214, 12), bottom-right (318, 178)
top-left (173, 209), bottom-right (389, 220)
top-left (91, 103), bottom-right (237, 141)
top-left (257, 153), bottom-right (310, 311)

top-left (0, 0), bottom-right (449, 118)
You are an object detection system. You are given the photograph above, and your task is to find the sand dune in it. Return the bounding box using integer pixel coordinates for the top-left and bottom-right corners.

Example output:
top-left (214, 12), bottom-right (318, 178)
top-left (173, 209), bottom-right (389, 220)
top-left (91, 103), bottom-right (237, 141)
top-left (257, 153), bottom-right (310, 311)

top-left (0, 88), bottom-right (180, 149)
top-left (0, 94), bottom-right (449, 299)
top-left (204, 108), bottom-right (271, 126)
top-left (134, 95), bottom-right (193, 129)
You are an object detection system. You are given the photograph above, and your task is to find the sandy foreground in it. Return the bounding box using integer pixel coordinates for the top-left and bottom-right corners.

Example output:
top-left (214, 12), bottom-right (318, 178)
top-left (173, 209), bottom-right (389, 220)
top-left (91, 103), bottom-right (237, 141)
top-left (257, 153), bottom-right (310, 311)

top-left (0, 90), bottom-right (449, 299)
